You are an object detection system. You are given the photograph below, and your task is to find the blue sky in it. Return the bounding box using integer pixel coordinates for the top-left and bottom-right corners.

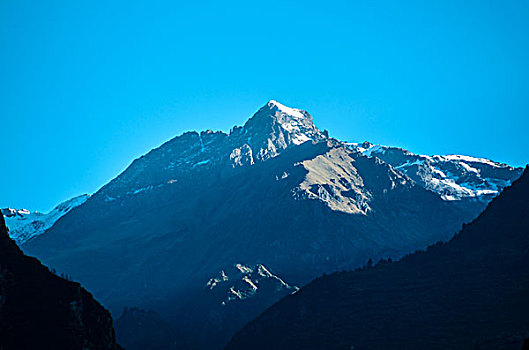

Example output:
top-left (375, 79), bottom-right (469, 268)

top-left (1, 0), bottom-right (528, 211)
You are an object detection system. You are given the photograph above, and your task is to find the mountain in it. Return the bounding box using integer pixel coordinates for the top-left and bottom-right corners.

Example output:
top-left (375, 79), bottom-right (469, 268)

top-left (0, 208), bottom-right (121, 349)
top-left (203, 263), bottom-right (298, 308)
top-left (22, 101), bottom-right (521, 348)
top-left (115, 264), bottom-right (298, 350)
top-left (226, 166), bottom-right (529, 350)
top-left (353, 141), bottom-right (521, 217)
top-left (178, 263), bottom-right (298, 348)
top-left (2, 194), bottom-right (89, 244)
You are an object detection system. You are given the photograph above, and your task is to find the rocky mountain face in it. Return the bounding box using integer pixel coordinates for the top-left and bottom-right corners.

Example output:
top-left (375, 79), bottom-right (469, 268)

top-left (178, 263), bottom-right (298, 348)
top-left (353, 142), bottom-right (522, 217)
top-left (0, 210), bottom-right (121, 349)
top-left (2, 194), bottom-right (89, 244)
top-left (22, 101), bottom-right (522, 348)
top-left (204, 263), bottom-right (298, 307)
top-left (226, 166), bottom-right (529, 350)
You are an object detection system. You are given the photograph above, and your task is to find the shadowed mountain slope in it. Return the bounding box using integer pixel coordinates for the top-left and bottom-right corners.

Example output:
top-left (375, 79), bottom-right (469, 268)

top-left (0, 212), bottom-right (121, 349)
top-left (226, 166), bottom-right (529, 350)
top-left (114, 307), bottom-right (183, 350)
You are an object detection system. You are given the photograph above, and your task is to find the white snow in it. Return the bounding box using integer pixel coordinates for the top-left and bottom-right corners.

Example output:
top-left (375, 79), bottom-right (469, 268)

top-left (350, 142), bottom-right (516, 202)
top-left (268, 100), bottom-right (322, 146)
top-left (3, 194), bottom-right (90, 245)
top-left (292, 133), bottom-right (311, 145)
top-left (269, 100), bottom-right (305, 119)
top-left (394, 159), bottom-right (424, 169)
top-left (351, 143), bottom-right (386, 157)
top-left (128, 186), bottom-right (154, 195)
top-left (193, 159), bottom-right (211, 167)
top-left (458, 161), bottom-right (480, 174)
top-left (440, 154), bottom-right (502, 168)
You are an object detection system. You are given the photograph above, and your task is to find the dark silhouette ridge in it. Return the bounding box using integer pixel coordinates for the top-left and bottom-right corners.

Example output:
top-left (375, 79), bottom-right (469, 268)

top-left (226, 166), bottom-right (529, 350)
top-left (0, 214), bottom-right (121, 349)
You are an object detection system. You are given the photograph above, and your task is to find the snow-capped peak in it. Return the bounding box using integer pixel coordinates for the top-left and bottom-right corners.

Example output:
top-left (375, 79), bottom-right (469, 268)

top-left (261, 100), bottom-right (325, 145)
top-left (267, 100), bottom-right (306, 120)
top-left (226, 101), bottom-right (327, 167)
top-left (349, 142), bottom-right (522, 203)
top-left (2, 194), bottom-right (90, 245)
top-left (267, 100), bottom-right (320, 145)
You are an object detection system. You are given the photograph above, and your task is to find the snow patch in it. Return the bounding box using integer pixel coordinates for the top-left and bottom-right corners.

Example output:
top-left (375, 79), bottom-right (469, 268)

top-left (269, 100), bottom-right (305, 119)
top-left (440, 154), bottom-right (502, 168)
top-left (128, 186), bottom-right (154, 195)
top-left (193, 159), bottom-right (211, 167)
top-left (350, 142), bottom-right (518, 202)
top-left (2, 194), bottom-right (90, 245)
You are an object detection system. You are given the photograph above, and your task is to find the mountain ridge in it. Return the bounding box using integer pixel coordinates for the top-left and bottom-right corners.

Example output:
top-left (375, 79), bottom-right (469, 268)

top-left (354, 141), bottom-right (520, 201)
top-left (225, 165), bottom-right (529, 350)
top-left (2, 194), bottom-right (90, 244)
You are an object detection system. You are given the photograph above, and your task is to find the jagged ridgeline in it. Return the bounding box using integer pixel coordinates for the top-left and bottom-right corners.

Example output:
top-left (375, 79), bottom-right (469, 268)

top-left (0, 213), bottom-right (121, 349)
top-left (226, 167), bottom-right (529, 350)
top-left (21, 101), bottom-right (522, 349)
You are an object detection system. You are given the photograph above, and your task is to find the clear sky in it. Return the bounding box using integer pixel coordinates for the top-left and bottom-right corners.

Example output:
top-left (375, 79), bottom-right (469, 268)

top-left (1, 0), bottom-right (528, 212)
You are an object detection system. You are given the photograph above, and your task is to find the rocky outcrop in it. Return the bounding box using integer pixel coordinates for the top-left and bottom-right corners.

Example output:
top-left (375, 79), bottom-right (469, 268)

top-left (226, 167), bottom-right (529, 350)
top-left (175, 263), bottom-right (298, 348)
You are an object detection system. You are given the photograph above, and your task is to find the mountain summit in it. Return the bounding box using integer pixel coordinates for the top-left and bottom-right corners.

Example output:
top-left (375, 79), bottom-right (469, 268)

top-left (230, 99), bottom-right (326, 166)
top-left (23, 101), bottom-right (522, 349)
top-left (242, 100), bottom-right (325, 147)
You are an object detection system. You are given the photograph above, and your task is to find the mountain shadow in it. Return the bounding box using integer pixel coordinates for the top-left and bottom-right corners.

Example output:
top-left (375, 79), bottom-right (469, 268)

top-left (114, 307), bottom-right (185, 350)
top-left (226, 166), bottom-right (529, 350)
top-left (0, 214), bottom-right (121, 349)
